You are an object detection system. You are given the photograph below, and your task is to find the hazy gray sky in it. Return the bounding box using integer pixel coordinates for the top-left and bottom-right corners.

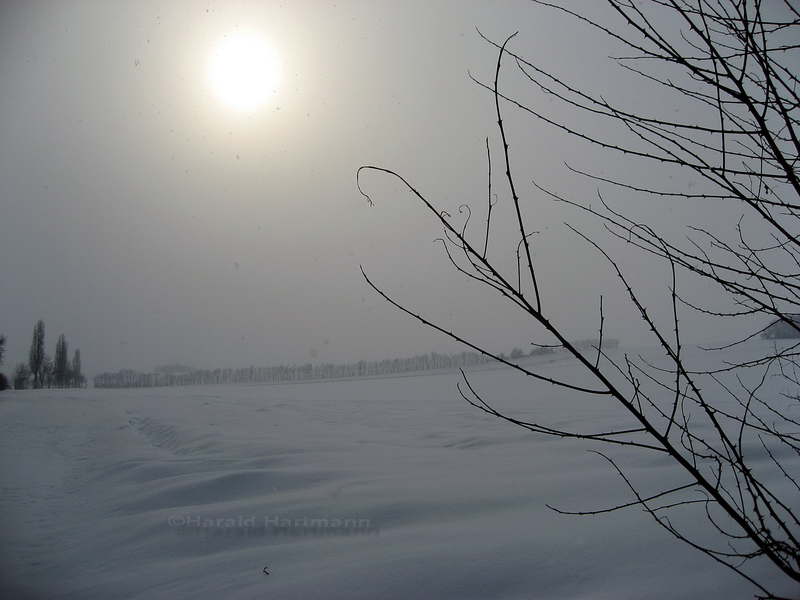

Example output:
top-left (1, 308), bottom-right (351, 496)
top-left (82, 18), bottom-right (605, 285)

top-left (1, 1), bottom-right (731, 377)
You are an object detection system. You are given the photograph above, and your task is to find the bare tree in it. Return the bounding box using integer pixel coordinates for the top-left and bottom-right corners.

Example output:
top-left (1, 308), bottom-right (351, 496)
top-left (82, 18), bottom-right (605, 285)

top-left (358, 1), bottom-right (800, 597)
top-left (13, 362), bottom-right (31, 385)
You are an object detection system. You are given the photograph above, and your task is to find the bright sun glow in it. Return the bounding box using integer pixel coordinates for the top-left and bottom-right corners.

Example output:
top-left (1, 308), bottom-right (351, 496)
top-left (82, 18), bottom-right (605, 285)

top-left (208, 30), bottom-right (280, 111)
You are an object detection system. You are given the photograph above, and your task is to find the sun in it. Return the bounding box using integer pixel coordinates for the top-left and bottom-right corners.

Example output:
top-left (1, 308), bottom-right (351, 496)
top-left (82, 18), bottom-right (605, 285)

top-left (208, 29), bottom-right (281, 111)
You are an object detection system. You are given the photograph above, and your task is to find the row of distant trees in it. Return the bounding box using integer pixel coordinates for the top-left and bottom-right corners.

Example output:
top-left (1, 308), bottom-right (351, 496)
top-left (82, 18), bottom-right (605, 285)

top-left (0, 335), bottom-right (619, 391)
top-left (11, 320), bottom-right (85, 389)
top-left (93, 341), bottom-right (613, 389)
top-left (94, 350), bottom-right (495, 388)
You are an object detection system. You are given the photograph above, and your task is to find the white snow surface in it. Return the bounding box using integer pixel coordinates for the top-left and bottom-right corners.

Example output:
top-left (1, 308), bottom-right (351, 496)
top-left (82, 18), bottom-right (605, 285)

top-left (1, 343), bottom-right (797, 600)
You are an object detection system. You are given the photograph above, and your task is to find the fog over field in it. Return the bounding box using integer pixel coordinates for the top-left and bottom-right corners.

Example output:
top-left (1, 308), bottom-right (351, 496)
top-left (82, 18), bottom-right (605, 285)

top-left (0, 1), bottom-right (747, 378)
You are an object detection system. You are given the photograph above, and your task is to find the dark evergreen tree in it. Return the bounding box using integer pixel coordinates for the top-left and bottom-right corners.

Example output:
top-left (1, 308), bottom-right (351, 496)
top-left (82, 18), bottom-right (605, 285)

top-left (0, 334), bottom-right (6, 390)
top-left (54, 334), bottom-right (68, 388)
top-left (41, 353), bottom-right (53, 389)
top-left (71, 349), bottom-right (83, 388)
top-left (28, 320), bottom-right (45, 389)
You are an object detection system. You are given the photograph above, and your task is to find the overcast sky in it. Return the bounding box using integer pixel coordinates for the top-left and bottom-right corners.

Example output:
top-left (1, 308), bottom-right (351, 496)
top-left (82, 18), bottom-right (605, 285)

top-left (1, 1), bottom-right (737, 378)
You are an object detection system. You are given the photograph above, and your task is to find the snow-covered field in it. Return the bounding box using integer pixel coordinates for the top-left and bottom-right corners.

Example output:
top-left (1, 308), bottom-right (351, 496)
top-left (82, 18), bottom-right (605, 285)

top-left (1, 344), bottom-right (797, 599)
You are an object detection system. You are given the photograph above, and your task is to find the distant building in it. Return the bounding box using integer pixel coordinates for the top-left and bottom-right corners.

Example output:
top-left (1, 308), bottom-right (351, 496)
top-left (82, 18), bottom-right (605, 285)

top-left (762, 315), bottom-right (800, 339)
top-left (14, 377), bottom-right (29, 390)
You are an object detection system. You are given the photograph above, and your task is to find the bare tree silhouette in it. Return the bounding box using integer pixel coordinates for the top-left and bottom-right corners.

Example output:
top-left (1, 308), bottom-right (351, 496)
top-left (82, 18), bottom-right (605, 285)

top-left (359, 2), bottom-right (800, 597)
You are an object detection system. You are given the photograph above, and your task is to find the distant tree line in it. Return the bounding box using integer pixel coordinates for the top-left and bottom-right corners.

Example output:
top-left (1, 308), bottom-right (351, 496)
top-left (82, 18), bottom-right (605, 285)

top-left (10, 320), bottom-right (85, 389)
top-left (94, 350), bottom-right (494, 388)
top-left (93, 340), bottom-right (616, 389)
